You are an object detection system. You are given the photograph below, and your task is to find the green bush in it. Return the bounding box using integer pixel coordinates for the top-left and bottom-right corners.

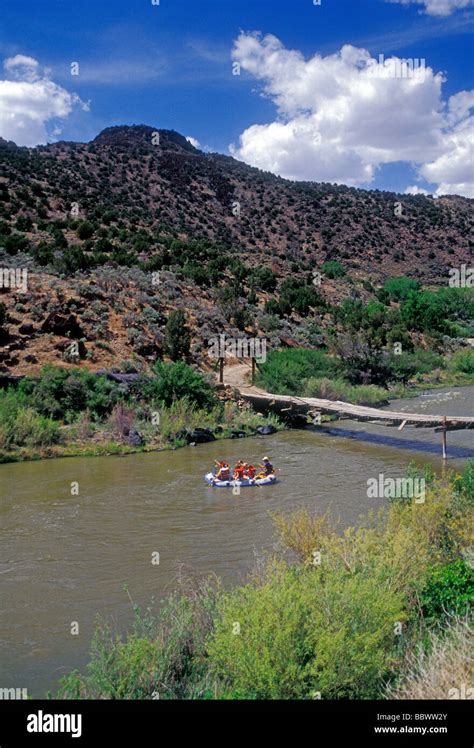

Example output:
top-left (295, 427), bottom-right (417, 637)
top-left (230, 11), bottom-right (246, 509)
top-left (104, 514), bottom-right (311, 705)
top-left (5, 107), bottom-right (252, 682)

top-left (11, 407), bottom-right (61, 447)
top-left (18, 366), bottom-right (123, 422)
top-left (0, 392), bottom-right (60, 448)
top-left (400, 288), bottom-right (474, 333)
top-left (448, 349), bottom-right (474, 375)
top-left (58, 579), bottom-right (220, 699)
top-left (321, 261), bottom-right (346, 279)
top-left (77, 221), bottom-right (95, 240)
top-left (208, 564), bottom-right (403, 699)
top-left (384, 277), bottom-right (421, 301)
top-left (164, 310), bottom-right (191, 362)
top-left (256, 349), bottom-right (336, 395)
top-left (143, 361), bottom-right (217, 409)
top-left (385, 349), bottom-right (444, 383)
top-left (420, 561), bottom-right (474, 623)
top-left (303, 377), bottom-right (388, 406)
top-left (452, 459), bottom-right (474, 504)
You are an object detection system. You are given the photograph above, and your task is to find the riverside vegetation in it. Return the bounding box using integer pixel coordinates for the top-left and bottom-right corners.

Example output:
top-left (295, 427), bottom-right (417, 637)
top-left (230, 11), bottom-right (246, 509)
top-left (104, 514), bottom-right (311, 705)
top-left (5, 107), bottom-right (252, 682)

top-left (56, 461), bottom-right (473, 700)
top-left (1, 279), bottom-right (473, 462)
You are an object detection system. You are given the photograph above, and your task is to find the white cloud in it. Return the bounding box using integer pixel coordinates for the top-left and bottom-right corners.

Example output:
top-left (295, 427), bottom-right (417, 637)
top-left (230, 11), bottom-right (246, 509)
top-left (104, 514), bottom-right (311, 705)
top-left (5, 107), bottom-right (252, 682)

top-left (0, 55), bottom-right (89, 146)
top-left (186, 135), bottom-right (201, 148)
top-left (389, 0), bottom-right (474, 17)
top-left (230, 32), bottom-right (474, 197)
top-left (405, 185), bottom-right (431, 194)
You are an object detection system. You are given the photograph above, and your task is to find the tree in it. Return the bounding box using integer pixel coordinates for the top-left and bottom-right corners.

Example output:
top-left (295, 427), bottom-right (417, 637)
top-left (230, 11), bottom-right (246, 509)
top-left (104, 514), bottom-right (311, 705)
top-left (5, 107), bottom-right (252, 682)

top-left (77, 221), bottom-right (94, 240)
top-left (164, 310), bottom-right (191, 362)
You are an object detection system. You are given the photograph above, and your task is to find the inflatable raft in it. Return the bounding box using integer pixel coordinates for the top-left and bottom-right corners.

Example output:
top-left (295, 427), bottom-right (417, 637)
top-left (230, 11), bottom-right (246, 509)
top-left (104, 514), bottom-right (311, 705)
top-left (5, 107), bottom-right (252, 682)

top-left (204, 472), bottom-right (277, 488)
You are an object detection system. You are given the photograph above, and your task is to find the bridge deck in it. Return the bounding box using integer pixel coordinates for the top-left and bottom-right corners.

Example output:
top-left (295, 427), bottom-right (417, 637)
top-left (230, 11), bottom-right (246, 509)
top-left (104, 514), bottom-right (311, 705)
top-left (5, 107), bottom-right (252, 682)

top-left (238, 389), bottom-right (474, 430)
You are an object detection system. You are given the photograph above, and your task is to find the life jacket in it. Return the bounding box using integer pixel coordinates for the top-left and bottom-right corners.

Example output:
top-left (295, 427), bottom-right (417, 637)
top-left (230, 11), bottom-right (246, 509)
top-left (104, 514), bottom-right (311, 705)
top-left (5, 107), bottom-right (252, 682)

top-left (263, 461), bottom-right (274, 475)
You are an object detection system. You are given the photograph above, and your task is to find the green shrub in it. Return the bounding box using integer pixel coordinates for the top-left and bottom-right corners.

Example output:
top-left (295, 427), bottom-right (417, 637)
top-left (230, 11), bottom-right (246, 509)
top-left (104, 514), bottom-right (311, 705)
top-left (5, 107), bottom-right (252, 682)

top-left (384, 277), bottom-right (421, 301)
top-left (164, 310), bottom-right (191, 362)
top-left (449, 349), bottom-right (474, 375)
top-left (452, 459), bottom-right (474, 504)
top-left (11, 407), bottom-right (61, 447)
top-left (420, 561), bottom-right (474, 623)
top-left (18, 366), bottom-right (123, 422)
top-left (143, 361), bottom-right (217, 409)
top-left (256, 349), bottom-right (336, 395)
top-left (208, 563), bottom-right (403, 699)
top-left (321, 260), bottom-right (346, 279)
top-left (77, 221), bottom-right (95, 240)
top-left (303, 377), bottom-right (388, 406)
top-left (0, 391), bottom-right (60, 448)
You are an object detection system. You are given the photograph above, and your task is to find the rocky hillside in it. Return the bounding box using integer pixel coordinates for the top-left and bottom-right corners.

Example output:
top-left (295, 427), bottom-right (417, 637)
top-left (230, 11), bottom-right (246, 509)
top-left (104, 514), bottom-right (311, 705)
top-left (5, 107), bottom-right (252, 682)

top-left (0, 124), bottom-right (472, 376)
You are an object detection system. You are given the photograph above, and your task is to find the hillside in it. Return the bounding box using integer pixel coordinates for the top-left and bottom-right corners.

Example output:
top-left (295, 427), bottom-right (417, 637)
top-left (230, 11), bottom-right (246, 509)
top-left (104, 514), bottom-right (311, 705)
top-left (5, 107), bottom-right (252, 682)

top-left (0, 124), bottom-right (472, 376)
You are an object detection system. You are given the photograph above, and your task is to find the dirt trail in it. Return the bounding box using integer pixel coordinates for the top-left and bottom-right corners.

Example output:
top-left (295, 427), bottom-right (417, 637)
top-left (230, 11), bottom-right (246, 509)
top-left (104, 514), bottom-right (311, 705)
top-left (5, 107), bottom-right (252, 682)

top-left (220, 361), bottom-right (272, 397)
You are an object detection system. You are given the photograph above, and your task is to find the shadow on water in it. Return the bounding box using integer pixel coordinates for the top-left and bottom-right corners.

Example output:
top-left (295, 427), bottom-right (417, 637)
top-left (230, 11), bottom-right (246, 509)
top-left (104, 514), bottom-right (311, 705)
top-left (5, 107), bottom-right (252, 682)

top-left (318, 425), bottom-right (473, 460)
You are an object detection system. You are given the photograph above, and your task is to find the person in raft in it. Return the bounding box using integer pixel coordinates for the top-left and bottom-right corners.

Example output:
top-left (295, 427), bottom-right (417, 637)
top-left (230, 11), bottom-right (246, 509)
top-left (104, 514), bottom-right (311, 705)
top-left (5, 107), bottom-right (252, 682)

top-left (233, 461), bottom-right (246, 481)
top-left (259, 456), bottom-right (275, 476)
top-left (214, 460), bottom-right (230, 481)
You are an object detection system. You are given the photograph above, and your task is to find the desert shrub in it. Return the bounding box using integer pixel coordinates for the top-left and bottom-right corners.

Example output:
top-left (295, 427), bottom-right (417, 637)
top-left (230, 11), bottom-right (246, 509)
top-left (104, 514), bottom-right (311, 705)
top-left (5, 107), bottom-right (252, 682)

top-left (77, 221), bottom-right (95, 240)
top-left (248, 267), bottom-right (277, 292)
top-left (9, 407), bottom-right (60, 447)
top-left (384, 349), bottom-right (444, 383)
top-left (278, 278), bottom-right (325, 316)
top-left (58, 577), bottom-right (221, 699)
top-left (18, 366), bottom-right (123, 422)
top-left (321, 260), bottom-right (346, 279)
top-left (383, 277), bottom-right (421, 301)
top-left (448, 349), bottom-right (474, 375)
top-left (164, 310), bottom-right (191, 362)
top-left (0, 392), bottom-right (60, 448)
top-left (2, 233), bottom-right (29, 255)
top-left (142, 361), bottom-right (217, 409)
top-left (256, 349), bottom-right (336, 395)
top-left (207, 560), bottom-right (404, 699)
top-left (303, 377), bottom-right (388, 406)
top-left (386, 618), bottom-right (473, 700)
top-left (420, 561), bottom-right (474, 624)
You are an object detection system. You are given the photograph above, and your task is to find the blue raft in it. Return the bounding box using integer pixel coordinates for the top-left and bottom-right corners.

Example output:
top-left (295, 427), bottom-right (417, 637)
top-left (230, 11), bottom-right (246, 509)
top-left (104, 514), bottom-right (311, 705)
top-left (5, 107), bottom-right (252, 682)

top-left (204, 472), bottom-right (277, 488)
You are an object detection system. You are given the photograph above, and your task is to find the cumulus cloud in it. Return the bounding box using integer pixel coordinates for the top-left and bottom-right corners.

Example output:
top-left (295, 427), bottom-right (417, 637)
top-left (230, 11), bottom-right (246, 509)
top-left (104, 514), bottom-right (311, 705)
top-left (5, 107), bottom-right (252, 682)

top-left (0, 55), bottom-right (89, 146)
top-left (389, 0), bottom-right (474, 17)
top-left (405, 185), bottom-right (431, 195)
top-left (230, 32), bottom-right (474, 197)
top-left (186, 135), bottom-right (201, 149)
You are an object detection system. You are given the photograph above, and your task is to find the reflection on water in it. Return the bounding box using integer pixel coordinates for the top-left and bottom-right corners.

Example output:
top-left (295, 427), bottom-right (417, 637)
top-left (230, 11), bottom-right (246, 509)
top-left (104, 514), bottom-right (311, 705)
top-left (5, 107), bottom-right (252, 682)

top-left (0, 386), bottom-right (472, 696)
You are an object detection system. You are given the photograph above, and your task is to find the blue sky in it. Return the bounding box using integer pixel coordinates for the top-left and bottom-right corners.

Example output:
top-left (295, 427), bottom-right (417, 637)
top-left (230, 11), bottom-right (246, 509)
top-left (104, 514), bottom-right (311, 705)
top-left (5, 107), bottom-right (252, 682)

top-left (0, 0), bottom-right (473, 195)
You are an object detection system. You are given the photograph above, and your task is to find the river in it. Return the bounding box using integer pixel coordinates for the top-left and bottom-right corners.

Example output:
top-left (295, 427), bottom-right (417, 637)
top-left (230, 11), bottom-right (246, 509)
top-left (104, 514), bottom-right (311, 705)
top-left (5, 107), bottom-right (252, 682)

top-left (0, 386), bottom-right (472, 696)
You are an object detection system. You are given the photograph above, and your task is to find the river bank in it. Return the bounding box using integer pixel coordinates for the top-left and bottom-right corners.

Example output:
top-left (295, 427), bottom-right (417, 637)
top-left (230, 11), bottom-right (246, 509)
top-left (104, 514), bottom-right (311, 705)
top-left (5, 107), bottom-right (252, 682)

top-left (1, 375), bottom-right (473, 465)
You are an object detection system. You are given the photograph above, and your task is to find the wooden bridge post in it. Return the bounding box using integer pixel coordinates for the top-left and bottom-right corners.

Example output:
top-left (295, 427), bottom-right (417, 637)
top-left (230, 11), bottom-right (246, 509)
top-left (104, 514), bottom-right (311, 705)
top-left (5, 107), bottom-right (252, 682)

top-left (219, 356), bottom-right (224, 384)
top-left (441, 416), bottom-right (447, 460)
top-left (251, 357), bottom-right (256, 385)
